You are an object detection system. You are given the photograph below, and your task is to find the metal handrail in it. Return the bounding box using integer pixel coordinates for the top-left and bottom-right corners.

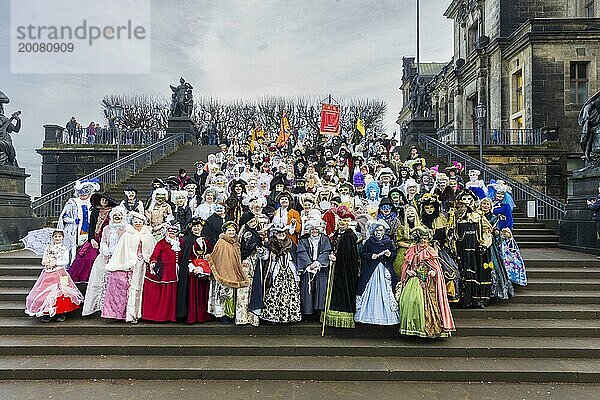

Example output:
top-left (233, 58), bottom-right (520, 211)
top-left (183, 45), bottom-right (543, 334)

top-left (32, 133), bottom-right (185, 219)
top-left (416, 132), bottom-right (566, 221)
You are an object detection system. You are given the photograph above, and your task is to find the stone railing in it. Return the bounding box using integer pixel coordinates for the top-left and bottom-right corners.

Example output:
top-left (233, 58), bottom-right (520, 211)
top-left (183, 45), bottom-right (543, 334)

top-left (32, 133), bottom-right (185, 219)
top-left (437, 127), bottom-right (547, 146)
top-left (417, 132), bottom-right (566, 221)
top-left (56, 127), bottom-right (166, 146)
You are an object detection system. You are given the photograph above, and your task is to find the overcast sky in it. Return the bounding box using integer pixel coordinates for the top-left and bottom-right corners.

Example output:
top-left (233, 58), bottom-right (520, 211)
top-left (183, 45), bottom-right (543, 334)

top-left (0, 0), bottom-right (453, 196)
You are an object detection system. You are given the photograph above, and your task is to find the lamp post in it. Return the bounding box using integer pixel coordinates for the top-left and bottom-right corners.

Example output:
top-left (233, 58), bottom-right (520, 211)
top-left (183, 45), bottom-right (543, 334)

top-left (475, 103), bottom-right (487, 163)
top-left (108, 103), bottom-right (124, 160)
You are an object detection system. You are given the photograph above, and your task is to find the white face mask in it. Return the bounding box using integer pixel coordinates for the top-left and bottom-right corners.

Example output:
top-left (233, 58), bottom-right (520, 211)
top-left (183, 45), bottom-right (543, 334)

top-left (374, 227), bottom-right (385, 240)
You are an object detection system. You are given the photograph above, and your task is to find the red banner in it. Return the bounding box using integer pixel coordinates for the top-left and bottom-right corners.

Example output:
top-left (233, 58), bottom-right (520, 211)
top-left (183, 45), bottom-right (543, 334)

top-left (320, 104), bottom-right (340, 135)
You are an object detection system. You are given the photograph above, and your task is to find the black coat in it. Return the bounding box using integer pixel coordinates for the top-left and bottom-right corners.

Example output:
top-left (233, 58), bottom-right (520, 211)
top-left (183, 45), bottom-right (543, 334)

top-left (202, 213), bottom-right (224, 248)
top-left (329, 229), bottom-right (360, 314)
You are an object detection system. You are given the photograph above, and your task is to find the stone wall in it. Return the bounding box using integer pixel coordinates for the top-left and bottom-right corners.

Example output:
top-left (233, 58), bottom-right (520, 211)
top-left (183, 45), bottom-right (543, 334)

top-left (37, 147), bottom-right (142, 195)
top-left (531, 39), bottom-right (600, 152)
top-left (460, 146), bottom-right (567, 199)
top-left (502, 0), bottom-right (569, 35)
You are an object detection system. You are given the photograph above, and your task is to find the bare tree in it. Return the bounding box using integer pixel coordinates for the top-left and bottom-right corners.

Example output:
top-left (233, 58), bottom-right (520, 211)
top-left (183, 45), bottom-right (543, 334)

top-left (101, 93), bottom-right (387, 144)
top-left (101, 93), bottom-right (169, 131)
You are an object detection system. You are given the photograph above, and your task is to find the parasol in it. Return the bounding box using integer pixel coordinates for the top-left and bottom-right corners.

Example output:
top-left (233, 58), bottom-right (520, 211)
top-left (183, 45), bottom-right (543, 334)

top-left (21, 228), bottom-right (77, 256)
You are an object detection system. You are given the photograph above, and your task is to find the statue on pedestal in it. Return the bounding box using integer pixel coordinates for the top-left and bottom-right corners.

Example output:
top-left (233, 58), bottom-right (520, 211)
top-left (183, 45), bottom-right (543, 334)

top-left (169, 77), bottom-right (193, 118)
top-left (0, 91), bottom-right (21, 167)
top-left (579, 91), bottom-right (600, 171)
top-left (409, 76), bottom-right (432, 119)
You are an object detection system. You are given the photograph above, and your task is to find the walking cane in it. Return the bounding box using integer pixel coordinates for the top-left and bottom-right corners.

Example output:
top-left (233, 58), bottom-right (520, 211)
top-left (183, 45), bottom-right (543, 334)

top-left (321, 259), bottom-right (335, 337)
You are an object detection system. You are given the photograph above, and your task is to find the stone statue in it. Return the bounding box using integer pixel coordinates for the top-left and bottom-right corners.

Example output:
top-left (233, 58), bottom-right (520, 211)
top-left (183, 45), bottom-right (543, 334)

top-left (579, 91), bottom-right (600, 171)
top-left (169, 77), bottom-right (193, 118)
top-left (410, 76), bottom-right (432, 118)
top-left (0, 91), bottom-right (21, 167)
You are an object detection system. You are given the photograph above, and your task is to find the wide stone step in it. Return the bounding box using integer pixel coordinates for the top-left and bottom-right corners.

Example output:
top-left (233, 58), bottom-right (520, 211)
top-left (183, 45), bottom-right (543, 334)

top-left (513, 234), bottom-right (559, 241)
top-left (454, 303), bottom-right (600, 320)
top-left (0, 289), bottom-right (30, 301)
top-left (0, 335), bottom-right (598, 359)
top-left (1, 317), bottom-right (599, 337)
top-left (0, 355), bottom-right (599, 382)
top-left (0, 265), bottom-right (43, 276)
top-left (511, 290), bottom-right (600, 304)
top-left (518, 241), bottom-right (560, 248)
top-left (3, 301), bottom-right (598, 320)
top-left (527, 267), bottom-right (600, 279)
top-left (512, 229), bottom-right (557, 236)
top-left (0, 276), bottom-right (38, 288)
top-left (524, 279), bottom-right (600, 291)
top-left (3, 380), bottom-right (599, 400)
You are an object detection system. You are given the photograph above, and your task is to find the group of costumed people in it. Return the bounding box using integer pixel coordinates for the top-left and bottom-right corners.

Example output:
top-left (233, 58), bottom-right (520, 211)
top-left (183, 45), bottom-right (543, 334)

top-left (24, 136), bottom-right (527, 339)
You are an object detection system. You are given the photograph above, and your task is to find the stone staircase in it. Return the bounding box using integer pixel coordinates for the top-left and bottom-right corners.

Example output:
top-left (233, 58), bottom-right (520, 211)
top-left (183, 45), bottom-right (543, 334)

top-left (103, 143), bottom-right (220, 200)
top-left (413, 145), bottom-right (559, 248)
top-left (0, 247), bottom-right (599, 382)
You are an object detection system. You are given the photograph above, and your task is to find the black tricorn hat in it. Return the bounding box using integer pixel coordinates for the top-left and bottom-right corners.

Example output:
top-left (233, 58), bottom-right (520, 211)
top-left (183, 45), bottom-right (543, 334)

top-left (239, 211), bottom-right (255, 227)
top-left (90, 192), bottom-right (118, 208)
top-left (152, 178), bottom-right (165, 186)
top-left (275, 191), bottom-right (294, 203)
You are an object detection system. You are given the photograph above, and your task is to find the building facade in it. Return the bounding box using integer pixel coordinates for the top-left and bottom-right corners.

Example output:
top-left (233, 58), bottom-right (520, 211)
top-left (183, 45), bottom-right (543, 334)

top-left (398, 0), bottom-right (600, 198)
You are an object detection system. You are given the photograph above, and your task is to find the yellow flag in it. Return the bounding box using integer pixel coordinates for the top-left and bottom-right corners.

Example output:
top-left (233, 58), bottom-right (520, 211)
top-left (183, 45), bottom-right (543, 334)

top-left (276, 111), bottom-right (291, 147)
top-left (356, 116), bottom-right (366, 136)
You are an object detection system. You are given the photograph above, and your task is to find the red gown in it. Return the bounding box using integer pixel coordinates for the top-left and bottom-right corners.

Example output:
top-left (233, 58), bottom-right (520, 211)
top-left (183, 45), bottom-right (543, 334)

top-left (186, 238), bottom-right (213, 324)
top-left (142, 238), bottom-right (181, 322)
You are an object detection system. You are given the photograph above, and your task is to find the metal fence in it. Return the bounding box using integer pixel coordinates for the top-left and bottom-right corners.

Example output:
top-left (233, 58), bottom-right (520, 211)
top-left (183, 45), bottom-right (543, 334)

top-left (57, 127), bottom-right (166, 145)
top-left (416, 132), bottom-right (566, 221)
top-left (438, 127), bottom-right (546, 146)
top-left (32, 133), bottom-right (185, 219)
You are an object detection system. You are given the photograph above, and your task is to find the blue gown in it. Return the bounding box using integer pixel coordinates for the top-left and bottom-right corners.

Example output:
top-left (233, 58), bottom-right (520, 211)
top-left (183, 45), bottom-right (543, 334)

top-left (355, 236), bottom-right (399, 325)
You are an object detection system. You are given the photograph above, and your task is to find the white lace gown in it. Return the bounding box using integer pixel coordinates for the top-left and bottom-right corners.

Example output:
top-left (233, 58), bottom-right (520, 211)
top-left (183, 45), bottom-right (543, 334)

top-left (82, 224), bottom-right (126, 316)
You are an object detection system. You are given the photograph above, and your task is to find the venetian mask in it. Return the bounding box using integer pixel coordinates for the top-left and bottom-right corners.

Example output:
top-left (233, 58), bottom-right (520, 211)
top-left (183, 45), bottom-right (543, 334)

top-left (155, 194), bottom-right (167, 204)
top-left (460, 194), bottom-right (475, 209)
top-left (374, 226), bottom-right (385, 240)
top-left (337, 217), bottom-right (350, 231)
top-left (423, 204), bottom-right (435, 215)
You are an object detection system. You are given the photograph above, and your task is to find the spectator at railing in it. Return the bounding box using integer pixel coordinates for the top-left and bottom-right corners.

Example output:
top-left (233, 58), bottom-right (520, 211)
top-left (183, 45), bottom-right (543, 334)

top-left (86, 122), bottom-right (96, 144)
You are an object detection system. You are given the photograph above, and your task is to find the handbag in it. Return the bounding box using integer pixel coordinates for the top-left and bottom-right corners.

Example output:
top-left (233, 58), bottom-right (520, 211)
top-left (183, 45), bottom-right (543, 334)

top-left (191, 258), bottom-right (211, 275)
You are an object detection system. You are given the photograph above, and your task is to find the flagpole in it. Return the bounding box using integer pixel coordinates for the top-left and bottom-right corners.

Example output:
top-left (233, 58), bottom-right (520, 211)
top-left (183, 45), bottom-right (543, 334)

top-left (416, 0), bottom-right (420, 76)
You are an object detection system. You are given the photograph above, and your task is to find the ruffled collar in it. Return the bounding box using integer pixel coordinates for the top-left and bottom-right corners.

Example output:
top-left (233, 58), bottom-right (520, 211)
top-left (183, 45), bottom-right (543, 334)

top-left (165, 236), bottom-right (181, 252)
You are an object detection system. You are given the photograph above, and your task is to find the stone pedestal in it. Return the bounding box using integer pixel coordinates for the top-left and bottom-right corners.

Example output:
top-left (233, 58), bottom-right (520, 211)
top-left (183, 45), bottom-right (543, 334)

top-left (0, 166), bottom-right (43, 249)
top-left (559, 167), bottom-right (600, 254)
top-left (167, 117), bottom-right (196, 141)
top-left (405, 117), bottom-right (437, 141)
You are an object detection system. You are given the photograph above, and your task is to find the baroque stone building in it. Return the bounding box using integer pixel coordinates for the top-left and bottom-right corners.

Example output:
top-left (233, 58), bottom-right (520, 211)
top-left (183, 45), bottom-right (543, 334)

top-left (398, 0), bottom-right (600, 198)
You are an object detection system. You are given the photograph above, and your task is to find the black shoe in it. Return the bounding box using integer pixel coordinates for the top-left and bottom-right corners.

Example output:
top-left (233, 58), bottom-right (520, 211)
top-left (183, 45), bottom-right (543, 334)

top-left (40, 315), bottom-right (51, 323)
top-left (218, 316), bottom-right (231, 324)
top-left (56, 313), bottom-right (67, 322)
